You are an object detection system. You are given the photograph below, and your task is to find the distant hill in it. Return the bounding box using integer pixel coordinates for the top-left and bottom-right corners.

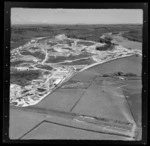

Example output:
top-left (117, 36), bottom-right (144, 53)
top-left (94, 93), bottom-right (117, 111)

top-left (11, 24), bottom-right (142, 50)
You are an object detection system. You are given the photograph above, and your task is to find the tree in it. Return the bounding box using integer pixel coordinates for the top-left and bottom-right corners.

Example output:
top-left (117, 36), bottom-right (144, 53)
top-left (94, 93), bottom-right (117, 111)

top-left (117, 72), bottom-right (124, 76)
top-left (125, 73), bottom-right (137, 77)
top-left (103, 74), bottom-right (109, 77)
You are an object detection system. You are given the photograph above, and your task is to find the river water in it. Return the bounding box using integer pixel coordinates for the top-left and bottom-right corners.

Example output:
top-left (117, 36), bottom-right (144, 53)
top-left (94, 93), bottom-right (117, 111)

top-left (104, 32), bottom-right (142, 50)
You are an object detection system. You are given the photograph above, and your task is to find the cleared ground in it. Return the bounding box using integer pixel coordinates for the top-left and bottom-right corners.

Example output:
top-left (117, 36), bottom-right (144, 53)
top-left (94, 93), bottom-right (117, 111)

top-left (21, 121), bottom-right (129, 140)
top-left (9, 108), bottom-right (46, 139)
top-left (9, 108), bottom-right (130, 140)
top-left (72, 77), bottom-right (136, 124)
top-left (122, 79), bottom-right (142, 127)
top-left (33, 88), bottom-right (86, 112)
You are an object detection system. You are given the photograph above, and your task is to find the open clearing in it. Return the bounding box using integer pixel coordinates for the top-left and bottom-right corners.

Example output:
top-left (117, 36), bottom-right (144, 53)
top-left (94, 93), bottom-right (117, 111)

top-left (21, 121), bottom-right (129, 140)
top-left (33, 88), bottom-right (85, 112)
top-left (122, 79), bottom-right (142, 127)
top-left (72, 77), bottom-right (136, 124)
top-left (9, 108), bottom-right (46, 139)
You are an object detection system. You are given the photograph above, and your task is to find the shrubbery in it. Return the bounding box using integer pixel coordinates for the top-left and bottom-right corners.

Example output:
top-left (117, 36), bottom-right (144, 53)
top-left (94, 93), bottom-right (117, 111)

top-left (96, 44), bottom-right (114, 51)
top-left (99, 37), bottom-right (112, 44)
top-left (103, 72), bottom-right (137, 77)
top-left (125, 73), bottom-right (137, 77)
top-left (10, 70), bottom-right (41, 87)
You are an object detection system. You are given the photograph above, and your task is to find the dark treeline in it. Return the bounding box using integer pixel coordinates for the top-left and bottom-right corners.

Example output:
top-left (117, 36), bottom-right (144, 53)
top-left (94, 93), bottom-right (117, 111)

top-left (11, 24), bottom-right (142, 49)
top-left (10, 70), bottom-right (41, 87)
top-left (103, 71), bottom-right (137, 77)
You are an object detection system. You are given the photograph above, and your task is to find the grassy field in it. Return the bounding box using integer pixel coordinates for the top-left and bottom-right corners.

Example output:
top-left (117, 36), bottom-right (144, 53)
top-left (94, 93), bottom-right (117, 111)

top-left (20, 121), bottom-right (129, 140)
top-left (46, 52), bottom-right (93, 63)
top-left (11, 60), bottom-right (34, 67)
top-left (33, 88), bottom-right (85, 112)
top-left (72, 78), bottom-right (134, 124)
top-left (86, 55), bottom-right (142, 76)
top-left (77, 41), bottom-right (95, 46)
top-left (35, 64), bottom-right (53, 71)
top-left (29, 47), bottom-right (40, 51)
top-left (20, 50), bottom-right (45, 60)
top-left (9, 108), bottom-right (130, 140)
top-left (59, 58), bottom-right (96, 66)
top-left (122, 79), bottom-right (142, 127)
top-left (11, 24), bottom-right (142, 49)
top-left (11, 39), bottom-right (31, 50)
top-left (61, 80), bottom-right (91, 89)
top-left (33, 55), bottom-right (142, 122)
top-left (9, 108), bottom-right (46, 139)
top-left (47, 42), bottom-right (58, 46)
top-left (10, 70), bottom-right (42, 87)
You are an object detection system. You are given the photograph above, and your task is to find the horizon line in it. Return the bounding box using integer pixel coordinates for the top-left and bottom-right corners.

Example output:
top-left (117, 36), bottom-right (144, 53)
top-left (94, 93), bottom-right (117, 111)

top-left (11, 23), bottom-right (143, 26)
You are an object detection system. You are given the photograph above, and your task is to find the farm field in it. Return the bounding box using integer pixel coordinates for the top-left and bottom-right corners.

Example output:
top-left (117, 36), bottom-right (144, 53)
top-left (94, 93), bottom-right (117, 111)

top-left (21, 121), bottom-right (130, 140)
top-left (122, 79), bottom-right (142, 127)
top-left (72, 77), bottom-right (141, 126)
top-left (9, 108), bottom-right (46, 139)
top-left (33, 88), bottom-right (85, 112)
top-left (9, 108), bottom-right (130, 140)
